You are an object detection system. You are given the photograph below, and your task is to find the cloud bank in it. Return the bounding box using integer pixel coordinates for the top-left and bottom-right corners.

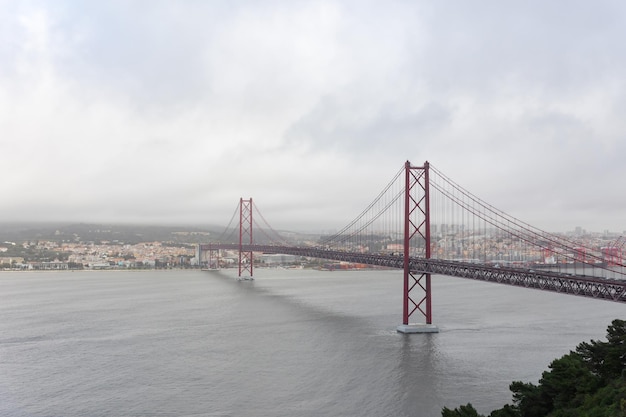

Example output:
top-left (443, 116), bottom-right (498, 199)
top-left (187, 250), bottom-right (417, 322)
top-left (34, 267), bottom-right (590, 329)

top-left (1, 1), bottom-right (625, 232)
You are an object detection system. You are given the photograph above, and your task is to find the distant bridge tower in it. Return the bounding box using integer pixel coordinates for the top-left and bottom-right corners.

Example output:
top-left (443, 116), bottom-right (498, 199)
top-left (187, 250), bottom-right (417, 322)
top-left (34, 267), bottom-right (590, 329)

top-left (239, 198), bottom-right (254, 279)
top-left (397, 161), bottom-right (439, 333)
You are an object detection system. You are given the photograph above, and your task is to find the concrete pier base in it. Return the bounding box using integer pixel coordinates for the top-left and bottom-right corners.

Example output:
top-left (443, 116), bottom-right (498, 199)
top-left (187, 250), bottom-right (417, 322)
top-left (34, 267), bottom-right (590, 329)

top-left (397, 323), bottom-right (439, 334)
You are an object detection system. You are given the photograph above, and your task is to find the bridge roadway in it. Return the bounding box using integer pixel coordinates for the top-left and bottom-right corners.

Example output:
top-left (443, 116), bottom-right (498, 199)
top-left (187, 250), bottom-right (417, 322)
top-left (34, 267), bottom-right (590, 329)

top-left (201, 244), bottom-right (626, 303)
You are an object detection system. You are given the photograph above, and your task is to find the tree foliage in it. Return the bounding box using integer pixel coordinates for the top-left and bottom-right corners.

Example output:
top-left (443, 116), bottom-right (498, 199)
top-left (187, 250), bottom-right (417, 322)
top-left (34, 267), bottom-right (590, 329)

top-left (442, 319), bottom-right (626, 417)
top-left (442, 403), bottom-right (483, 417)
top-left (576, 319), bottom-right (626, 383)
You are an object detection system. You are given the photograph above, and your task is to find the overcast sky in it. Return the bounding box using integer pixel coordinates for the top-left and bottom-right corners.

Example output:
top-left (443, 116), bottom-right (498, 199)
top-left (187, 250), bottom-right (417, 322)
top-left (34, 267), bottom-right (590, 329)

top-left (1, 1), bottom-right (625, 233)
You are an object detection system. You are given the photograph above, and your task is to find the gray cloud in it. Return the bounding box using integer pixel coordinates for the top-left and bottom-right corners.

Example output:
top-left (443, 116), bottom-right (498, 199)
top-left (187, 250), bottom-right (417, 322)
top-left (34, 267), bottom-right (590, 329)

top-left (1, 0), bottom-right (625, 232)
top-left (286, 96), bottom-right (451, 156)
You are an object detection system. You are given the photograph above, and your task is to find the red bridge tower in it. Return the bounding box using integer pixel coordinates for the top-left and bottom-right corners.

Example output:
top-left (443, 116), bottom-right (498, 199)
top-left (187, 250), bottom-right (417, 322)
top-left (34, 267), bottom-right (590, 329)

top-left (397, 161), bottom-right (439, 333)
top-left (238, 198), bottom-right (254, 279)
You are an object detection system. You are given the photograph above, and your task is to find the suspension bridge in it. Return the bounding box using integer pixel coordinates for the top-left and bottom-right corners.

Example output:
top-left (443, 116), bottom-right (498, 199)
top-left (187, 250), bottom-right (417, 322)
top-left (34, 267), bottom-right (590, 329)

top-left (199, 161), bottom-right (626, 333)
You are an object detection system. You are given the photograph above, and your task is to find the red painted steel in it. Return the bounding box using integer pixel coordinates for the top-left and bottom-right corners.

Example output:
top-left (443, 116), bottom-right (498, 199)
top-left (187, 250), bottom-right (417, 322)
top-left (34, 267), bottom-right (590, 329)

top-left (199, 161), bottom-right (626, 325)
top-left (238, 198), bottom-right (254, 277)
top-left (402, 161), bottom-right (433, 325)
top-left (198, 159), bottom-right (626, 309)
top-left (424, 161), bottom-right (432, 323)
top-left (200, 243), bottom-right (626, 303)
top-left (402, 162), bottom-right (410, 324)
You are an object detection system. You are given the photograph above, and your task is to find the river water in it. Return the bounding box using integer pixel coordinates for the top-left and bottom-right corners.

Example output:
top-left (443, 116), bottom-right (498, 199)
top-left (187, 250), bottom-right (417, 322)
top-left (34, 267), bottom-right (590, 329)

top-left (1, 269), bottom-right (624, 417)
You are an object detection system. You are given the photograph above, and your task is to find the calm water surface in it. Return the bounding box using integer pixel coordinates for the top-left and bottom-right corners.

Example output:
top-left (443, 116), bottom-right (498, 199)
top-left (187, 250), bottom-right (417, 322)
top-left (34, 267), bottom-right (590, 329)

top-left (1, 269), bottom-right (624, 416)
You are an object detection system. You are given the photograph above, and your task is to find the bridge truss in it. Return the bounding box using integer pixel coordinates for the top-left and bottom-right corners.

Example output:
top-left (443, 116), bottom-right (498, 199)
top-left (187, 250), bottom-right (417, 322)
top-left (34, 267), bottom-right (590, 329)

top-left (199, 160), bottom-right (626, 332)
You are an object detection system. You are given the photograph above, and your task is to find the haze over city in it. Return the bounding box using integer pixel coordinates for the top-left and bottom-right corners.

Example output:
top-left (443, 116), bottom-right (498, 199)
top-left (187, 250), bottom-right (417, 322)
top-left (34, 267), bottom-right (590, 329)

top-left (1, 1), bottom-right (625, 233)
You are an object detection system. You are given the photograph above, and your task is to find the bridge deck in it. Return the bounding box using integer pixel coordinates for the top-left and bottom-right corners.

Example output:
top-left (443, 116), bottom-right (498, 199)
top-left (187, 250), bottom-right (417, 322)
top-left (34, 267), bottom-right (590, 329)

top-left (200, 244), bottom-right (626, 303)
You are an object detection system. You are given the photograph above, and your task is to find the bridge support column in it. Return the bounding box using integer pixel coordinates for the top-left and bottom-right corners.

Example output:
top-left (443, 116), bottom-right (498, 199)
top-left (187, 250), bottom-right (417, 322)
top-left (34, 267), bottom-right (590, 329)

top-left (198, 244), bottom-right (220, 269)
top-left (398, 161), bottom-right (439, 334)
top-left (207, 243), bottom-right (220, 269)
top-left (238, 198), bottom-right (254, 279)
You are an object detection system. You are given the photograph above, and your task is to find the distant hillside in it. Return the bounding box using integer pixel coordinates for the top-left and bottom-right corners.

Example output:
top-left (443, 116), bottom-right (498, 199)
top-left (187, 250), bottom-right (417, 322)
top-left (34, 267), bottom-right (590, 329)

top-left (0, 223), bottom-right (223, 245)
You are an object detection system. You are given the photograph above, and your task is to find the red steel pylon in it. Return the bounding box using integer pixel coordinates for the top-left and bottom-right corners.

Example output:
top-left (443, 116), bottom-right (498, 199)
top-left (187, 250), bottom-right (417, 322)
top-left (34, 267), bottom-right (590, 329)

top-left (239, 198), bottom-right (254, 278)
top-left (402, 161), bottom-right (433, 326)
